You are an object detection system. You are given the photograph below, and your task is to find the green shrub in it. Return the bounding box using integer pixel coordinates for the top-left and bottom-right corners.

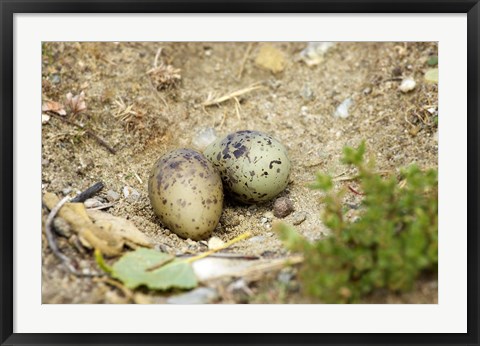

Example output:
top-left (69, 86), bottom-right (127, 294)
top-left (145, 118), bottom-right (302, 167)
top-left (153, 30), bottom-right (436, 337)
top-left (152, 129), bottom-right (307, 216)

top-left (276, 142), bottom-right (438, 303)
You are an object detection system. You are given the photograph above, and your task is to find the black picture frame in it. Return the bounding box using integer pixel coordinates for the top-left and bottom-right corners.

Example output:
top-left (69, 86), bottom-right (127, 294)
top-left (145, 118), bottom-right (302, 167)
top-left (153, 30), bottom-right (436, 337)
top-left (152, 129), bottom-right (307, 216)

top-left (1, 1), bottom-right (479, 345)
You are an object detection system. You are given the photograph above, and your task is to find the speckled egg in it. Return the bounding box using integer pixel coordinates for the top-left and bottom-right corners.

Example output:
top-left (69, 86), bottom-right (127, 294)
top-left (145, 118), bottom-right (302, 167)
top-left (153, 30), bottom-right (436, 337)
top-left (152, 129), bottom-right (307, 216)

top-left (204, 130), bottom-right (291, 204)
top-left (148, 149), bottom-right (223, 240)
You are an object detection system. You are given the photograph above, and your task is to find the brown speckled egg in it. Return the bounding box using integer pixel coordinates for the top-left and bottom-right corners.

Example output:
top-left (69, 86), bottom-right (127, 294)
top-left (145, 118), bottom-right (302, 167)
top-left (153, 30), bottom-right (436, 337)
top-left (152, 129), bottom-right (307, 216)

top-left (204, 130), bottom-right (291, 204)
top-left (148, 149), bottom-right (223, 240)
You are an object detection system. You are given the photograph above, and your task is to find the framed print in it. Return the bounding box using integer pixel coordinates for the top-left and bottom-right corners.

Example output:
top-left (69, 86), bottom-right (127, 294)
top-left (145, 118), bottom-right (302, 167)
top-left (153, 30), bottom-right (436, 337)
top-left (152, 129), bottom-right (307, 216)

top-left (1, 0), bottom-right (479, 345)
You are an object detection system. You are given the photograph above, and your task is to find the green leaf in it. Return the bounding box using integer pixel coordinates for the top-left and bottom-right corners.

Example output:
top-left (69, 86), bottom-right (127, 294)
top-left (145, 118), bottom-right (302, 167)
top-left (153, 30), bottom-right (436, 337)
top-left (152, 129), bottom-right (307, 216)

top-left (111, 248), bottom-right (197, 290)
top-left (427, 56), bottom-right (438, 66)
top-left (424, 68), bottom-right (438, 83)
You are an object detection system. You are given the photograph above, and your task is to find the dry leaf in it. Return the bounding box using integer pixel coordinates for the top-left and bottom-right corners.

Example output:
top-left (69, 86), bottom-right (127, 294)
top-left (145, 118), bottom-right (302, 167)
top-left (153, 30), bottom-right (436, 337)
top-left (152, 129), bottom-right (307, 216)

top-left (66, 91), bottom-right (87, 115)
top-left (255, 44), bottom-right (286, 73)
top-left (42, 100), bottom-right (66, 115)
top-left (43, 192), bottom-right (123, 256)
top-left (298, 42), bottom-right (335, 66)
top-left (86, 209), bottom-right (153, 248)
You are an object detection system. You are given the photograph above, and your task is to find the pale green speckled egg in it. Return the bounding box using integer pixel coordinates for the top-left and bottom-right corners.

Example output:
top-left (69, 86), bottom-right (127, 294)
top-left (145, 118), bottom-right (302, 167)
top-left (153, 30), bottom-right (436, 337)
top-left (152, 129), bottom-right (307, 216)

top-left (204, 130), bottom-right (291, 204)
top-left (148, 149), bottom-right (223, 240)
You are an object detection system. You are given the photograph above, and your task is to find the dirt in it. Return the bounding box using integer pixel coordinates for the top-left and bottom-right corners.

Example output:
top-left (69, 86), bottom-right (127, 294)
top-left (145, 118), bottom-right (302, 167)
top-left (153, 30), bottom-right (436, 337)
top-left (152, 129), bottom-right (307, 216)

top-left (41, 42), bottom-right (438, 304)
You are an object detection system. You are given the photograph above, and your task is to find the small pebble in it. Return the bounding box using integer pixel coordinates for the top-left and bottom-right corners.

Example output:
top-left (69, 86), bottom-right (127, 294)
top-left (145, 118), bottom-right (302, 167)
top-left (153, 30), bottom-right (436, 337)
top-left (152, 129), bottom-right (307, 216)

top-left (273, 197), bottom-right (294, 218)
top-left (300, 106), bottom-right (309, 116)
top-left (248, 235), bottom-right (266, 243)
top-left (300, 84), bottom-right (315, 101)
top-left (166, 287), bottom-right (219, 304)
top-left (51, 73), bottom-right (61, 84)
top-left (207, 236), bottom-right (225, 250)
top-left (277, 268), bottom-right (295, 285)
top-left (84, 198), bottom-right (103, 209)
top-left (399, 78), bottom-right (416, 93)
top-left (227, 278), bottom-right (253, 295)
top-left (362, 87), bottom-right (372, 95)
top-left (299, 42), bottom-right (335, 66)
top-left (392, 66), bottom-right (402, 76)
top-left (260, 217), bottom-right (269, 225)
top-left (61, 187), bottom-right (72, 196)
top-left (263, 211), bottom-right (274, 220)
top-left (41, 114), bottom-right (50, 124)
top-left (123, 186), bottom-right (140, 202)
top-left (292, 211), bottom-right (307, 225)
top-left (334, 97), bottom-right (354, 118)
top-left (42, 158), bottom-right (50, 167)
top-left (106, 190), bottom-right (120, 202)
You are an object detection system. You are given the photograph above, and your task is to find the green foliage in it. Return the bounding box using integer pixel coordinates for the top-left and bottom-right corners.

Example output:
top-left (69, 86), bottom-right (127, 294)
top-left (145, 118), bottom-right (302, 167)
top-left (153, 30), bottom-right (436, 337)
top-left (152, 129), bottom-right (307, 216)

top-left (277, 142), bottom-right (438, 303)
top-left (427, 55), bottom-right (438, 66)
top-left (100, 248), bottom-right (197, 290)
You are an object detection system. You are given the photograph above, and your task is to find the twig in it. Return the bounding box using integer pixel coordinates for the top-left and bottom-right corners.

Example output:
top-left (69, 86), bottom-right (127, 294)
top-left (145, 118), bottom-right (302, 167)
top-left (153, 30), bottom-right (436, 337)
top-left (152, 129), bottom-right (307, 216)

top-left (47, 112), bottom-right (116, 154)
top-left (70, 181), bottom-right (105, 203)
top-left (134, 172), bottom-right (143, 184)
top-left (153, 47), bottom-right (163, 69)
top-left (177, 253), bottom-right (259, 260)
top-left (146, 255), bottom-right (175, 272)
top-left (348, 185), bottom-right (364, 196)
top-left (87, 202), bottom-right (116, 211)
top-left (333, 170), bottom-right (393, 182)
top-left (184, 232), bottom-right (252, 264)
top-left (236, 43), bottom-right (253, 79)
top-left (202, 83), bottom-right (263, 107)
top-left (205, 255), bottom-right (304, 283)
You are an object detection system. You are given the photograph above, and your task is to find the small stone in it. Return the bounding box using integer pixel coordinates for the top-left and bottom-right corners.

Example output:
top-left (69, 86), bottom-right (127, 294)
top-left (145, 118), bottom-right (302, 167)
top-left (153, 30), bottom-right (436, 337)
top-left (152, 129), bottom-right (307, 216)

top-left (123, 186), bottom-right (140, 202)
top-left (399, 78), bottom-right (416, 93)
top-left (41, 114), bottom-right (50, 124)
top-left (263, 211), bottom-right (274, 220)
top-left (362, 87), bottom-right (372, 95)
top-left (51, 73), bottom-right (61, 84)
top-left (207, 236), bottom-right (225, 250)
top-left (300, 84), bottom-right (315, 101)
top-left (292, 211), bottom-right (307, 225)
top-left (277, 268), bottom-right (294, 284)
top-left (42, 158), bottom-right (50, 166)
top-left (392, 66), bottom-right (402, 76)
top-left (84, 198), bottom-right (102, 209)
top-left (61, 187), bottom-right (72, 195)
top-left (255, 44), bottom-right (286, 73)
top-left (299, 42), bottom-right (335, 66)
top-left (260, 217), bottom-right (268, 225)
top-left (106, 190), bottom-right (120, 202)
top-left (166, 287), bottom-right (219, 304)
top-left (300, 106), bottom-right (309, 116)
top-left (248, 235), bottom-right (265, 243)
top-left (273, 197), bottom-right (294, 218)
top-left (227, 278), bottom-right (253, 295)
top-left (334, 97), bottom-right (354, 118)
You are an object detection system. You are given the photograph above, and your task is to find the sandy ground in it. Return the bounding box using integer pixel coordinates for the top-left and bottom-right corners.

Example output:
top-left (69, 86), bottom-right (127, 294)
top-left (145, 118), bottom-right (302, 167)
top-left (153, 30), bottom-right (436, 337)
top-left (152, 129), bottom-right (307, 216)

top-left (41, 42), bottom-right (438, 304)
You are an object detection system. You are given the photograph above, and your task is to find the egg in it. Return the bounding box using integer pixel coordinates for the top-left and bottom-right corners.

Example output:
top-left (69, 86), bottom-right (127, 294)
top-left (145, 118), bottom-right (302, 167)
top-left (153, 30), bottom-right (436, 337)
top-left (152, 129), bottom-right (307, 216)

top-left (148, 149), bottom-right (223, 240)
top-left (204, 130), bottom-right (291, 204)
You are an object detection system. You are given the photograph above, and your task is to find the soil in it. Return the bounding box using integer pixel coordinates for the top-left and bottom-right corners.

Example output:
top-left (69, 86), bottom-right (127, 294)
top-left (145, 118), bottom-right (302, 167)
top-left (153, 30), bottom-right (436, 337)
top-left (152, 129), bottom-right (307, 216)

top-left (41, 42), bottom-right (438, 304)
